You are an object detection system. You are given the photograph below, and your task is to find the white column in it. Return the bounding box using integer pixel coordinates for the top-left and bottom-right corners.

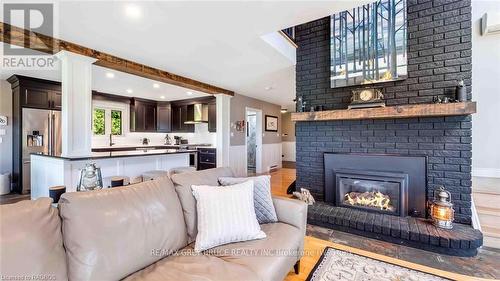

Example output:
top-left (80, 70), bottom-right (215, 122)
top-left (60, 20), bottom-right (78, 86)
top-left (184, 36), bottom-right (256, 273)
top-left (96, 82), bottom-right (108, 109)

top-left (55, 51), bottom-right (97, 158)
top-left (216, 94), bottom-right (232, 168)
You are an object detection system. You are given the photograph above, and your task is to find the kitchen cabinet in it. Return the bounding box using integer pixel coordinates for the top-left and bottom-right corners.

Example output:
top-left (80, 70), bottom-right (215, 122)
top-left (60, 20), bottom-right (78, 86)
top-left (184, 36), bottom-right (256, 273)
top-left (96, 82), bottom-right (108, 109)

top-left (22, 88), bottom-right (50, 108)
top-left (51, 91), bottom-right (62, 110)
top-left (208, 101), bottom-right (216, 132)
top-left (21, 87), bottom-right (61, 110)
top-left (6, 75), bottom-right (62, 193)
top-left (130, 98), bottom-right (157, 132)
top-left (197, 148), bottom-right (216, 170)
top-left (171, 104), bottom-right (195, 132)
top-left (156, 102), bottom-right (172, 132)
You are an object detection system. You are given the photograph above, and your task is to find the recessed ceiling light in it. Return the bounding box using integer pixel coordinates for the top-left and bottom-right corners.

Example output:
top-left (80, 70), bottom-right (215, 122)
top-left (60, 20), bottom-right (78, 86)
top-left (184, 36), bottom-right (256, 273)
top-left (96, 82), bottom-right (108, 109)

top-left (264, 86), bottom-right (274, 91)
top-left (105, 72), bottom-right (115, 78)
top-left (281, 108), bottom-right (288, 113)
top-left (186, 91), bottom-right (193, 96)
top-left (160, 96), bottom-right (165, 99)
top-left (126, 89), bottom-right (133, 94)
top-left (125, 4), bottom-right (142, 19)
top-left (153, 83), bottom-right (160, 89)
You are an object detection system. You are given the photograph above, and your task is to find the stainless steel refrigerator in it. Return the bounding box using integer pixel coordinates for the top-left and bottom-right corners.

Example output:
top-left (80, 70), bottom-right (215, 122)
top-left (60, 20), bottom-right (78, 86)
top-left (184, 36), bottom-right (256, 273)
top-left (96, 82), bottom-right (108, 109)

top-left (22, 108), bottom-right (61, 194)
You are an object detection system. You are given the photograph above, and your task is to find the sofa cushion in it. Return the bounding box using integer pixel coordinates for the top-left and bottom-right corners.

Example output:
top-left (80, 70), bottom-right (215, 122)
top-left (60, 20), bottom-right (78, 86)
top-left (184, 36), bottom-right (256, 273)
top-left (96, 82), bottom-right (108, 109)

top-left (58, 177), bottom-right (187, 281)
top-left (123, 247), bottom-right (261, 281)
top-left (0, 198), bottom-right (68, 281)
top-left (192, 181), bottom-right (266, 252)
top-left (171, 167), bottom-right (234, 242)
top-left (210, 222), bottom-right (302, 281)
top-left (219, 175), bottom-right (278, 224)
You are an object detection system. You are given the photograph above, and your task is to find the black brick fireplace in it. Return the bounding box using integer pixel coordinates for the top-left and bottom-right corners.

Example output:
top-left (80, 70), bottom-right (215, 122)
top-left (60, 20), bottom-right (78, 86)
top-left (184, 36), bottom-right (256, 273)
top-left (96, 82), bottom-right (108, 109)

top-left (294, 0), bottom-right (482, 256)
top-left (295, 0), bottom-right (474, 225)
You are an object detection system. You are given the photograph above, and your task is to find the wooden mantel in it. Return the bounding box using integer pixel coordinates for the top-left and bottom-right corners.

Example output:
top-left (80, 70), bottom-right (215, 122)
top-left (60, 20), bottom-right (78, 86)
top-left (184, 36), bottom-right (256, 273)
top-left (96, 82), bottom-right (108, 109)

top-left (291, 102), bottom-right (477, 122)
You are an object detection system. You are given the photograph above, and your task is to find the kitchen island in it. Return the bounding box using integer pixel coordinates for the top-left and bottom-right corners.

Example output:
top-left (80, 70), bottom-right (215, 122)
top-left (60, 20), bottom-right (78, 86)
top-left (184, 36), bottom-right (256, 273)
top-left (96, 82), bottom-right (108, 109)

top-left (30, 149), bottom-right (195, 199)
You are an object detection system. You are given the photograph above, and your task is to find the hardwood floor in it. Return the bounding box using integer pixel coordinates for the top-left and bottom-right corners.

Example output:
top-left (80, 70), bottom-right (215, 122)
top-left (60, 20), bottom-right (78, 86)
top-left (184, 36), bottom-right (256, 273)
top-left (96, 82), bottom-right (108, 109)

top-left (473, 176), bottom-right (500, 249)
top-left (284, 236), bottom-right (494, 281)
top-left (0, 193), bottom-right (29, 205)
top-left (269, 167), bottom-right (296, 198)
top-left (267, 167), bottom-right (500, 281)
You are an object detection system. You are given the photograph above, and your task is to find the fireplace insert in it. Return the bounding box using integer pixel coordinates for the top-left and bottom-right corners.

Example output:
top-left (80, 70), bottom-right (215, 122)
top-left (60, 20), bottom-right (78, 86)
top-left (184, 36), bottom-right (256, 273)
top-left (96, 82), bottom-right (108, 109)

top-left (335, 169), bottom-right (408, 216)
top-left (324, 153), bottom-right (427, 218)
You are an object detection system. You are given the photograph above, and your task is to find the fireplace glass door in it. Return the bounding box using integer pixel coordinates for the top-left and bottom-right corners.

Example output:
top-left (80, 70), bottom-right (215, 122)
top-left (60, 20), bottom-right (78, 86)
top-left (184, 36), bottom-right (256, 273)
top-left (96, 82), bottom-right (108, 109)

top-left (335, 169), bottom-right (408, 217)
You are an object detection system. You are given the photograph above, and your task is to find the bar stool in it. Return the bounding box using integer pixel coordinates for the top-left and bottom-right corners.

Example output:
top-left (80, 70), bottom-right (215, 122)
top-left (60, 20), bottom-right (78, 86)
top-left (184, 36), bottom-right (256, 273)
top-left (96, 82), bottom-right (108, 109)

top-left (110, 176), bottom-right (129, 187)
top-left (49, 186), bottom-right (66, 204)
top-left (142, 170), bottom-right (170, 181)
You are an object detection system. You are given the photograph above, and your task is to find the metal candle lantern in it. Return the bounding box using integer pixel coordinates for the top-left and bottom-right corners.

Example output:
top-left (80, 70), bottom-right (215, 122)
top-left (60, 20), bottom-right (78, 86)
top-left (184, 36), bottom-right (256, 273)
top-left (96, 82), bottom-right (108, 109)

top-left (77, 163), bottom-right (103, 191)
top-left (430, 186), bottom-right (454, 229)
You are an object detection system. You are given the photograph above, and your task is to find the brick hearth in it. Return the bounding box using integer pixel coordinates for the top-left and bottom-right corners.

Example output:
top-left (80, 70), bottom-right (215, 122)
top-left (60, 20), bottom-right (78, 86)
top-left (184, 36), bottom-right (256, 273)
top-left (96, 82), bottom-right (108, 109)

top-left (308, 202), bottom-right (482, 257)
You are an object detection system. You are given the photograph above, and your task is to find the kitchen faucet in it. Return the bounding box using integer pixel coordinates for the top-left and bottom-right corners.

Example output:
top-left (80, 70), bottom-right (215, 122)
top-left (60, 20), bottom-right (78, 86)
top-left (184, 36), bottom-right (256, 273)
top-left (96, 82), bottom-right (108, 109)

top-left (109, 134), bottom-right (115, 146)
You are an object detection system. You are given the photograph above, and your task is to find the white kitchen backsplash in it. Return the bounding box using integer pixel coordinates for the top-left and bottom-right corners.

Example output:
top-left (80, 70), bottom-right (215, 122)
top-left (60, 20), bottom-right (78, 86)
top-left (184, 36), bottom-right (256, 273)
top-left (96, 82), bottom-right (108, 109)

top-left (92, 123), bottom-right (216, 147)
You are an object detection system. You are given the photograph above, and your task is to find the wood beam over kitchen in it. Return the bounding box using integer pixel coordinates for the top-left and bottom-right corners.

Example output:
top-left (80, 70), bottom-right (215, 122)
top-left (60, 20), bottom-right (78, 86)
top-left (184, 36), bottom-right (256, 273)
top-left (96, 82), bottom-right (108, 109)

top-left (0, 22), bottom-right (234, 96)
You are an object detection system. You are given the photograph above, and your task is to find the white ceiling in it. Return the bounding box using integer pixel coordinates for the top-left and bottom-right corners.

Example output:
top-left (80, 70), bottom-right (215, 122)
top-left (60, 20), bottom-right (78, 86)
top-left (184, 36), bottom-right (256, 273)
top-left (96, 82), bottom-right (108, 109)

top-left (1, 1), bottom-right (368, 110)
top-left (92, 65), bottom-right (210, 101)
top-left (0, 47), bottom-right (210, 102)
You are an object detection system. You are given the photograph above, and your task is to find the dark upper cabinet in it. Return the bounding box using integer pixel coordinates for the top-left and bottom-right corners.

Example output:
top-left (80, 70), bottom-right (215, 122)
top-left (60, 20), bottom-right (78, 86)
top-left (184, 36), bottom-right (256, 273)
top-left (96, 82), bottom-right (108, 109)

top-left (144, 102), bottom-right (157, 131)
top-left (50, 91), bottom-right (62, 110)
top-left (156, 102), bottom-right (171, 132)
top-left (171, 104), bottom-right (195, 132)
top-left (6, 75), bottom-right (62, 111)
top-left (208, 102), bottom-right (216, 132)
top-left (20, 86), bottom-right (61, 110)
top-left (171, 105), bottom-right (180, 131)
top-left (22, 87), bottom-right (50, 108)
top-left (130, 98), bottom-right (157, 132)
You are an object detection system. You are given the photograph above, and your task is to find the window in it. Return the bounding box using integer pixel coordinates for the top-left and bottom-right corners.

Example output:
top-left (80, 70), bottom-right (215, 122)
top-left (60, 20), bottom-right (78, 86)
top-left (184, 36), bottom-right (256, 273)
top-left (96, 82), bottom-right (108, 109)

top-left (93, 108), bottom-right (123, 136)
top-left (111, 110), bottom-right (122, 135)
top-left (93, 108), bottom-right (105, 135)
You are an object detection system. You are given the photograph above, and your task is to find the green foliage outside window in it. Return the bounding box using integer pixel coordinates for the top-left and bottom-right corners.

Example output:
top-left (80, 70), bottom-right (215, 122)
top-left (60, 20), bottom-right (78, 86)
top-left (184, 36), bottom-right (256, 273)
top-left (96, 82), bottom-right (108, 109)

top-left (111, 110), bottom-right (122, 135)
top-left (93, 109), bottom-right (105, 135)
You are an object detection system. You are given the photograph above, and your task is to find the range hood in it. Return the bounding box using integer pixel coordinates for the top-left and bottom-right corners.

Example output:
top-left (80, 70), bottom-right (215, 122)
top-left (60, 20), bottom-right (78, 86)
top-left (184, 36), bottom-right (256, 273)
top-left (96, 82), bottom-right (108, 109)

top-left (184, 103), bottom-right (208, 124)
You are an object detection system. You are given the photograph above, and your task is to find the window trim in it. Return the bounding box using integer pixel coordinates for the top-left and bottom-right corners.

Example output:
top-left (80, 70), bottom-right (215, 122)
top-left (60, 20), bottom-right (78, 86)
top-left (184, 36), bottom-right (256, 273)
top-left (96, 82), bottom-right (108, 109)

top-left (93, 108), bottom-right (106, 136)
top-left (110, 110), bottom-right (123, 136)
top-left (92, 100), bottom-right (129, 138)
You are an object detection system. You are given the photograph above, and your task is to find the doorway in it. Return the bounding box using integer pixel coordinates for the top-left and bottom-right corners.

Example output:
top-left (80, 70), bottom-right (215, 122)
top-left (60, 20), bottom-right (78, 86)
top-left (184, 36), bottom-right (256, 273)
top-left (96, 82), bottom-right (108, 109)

top-left (245, 108), bottom-right (262, 176)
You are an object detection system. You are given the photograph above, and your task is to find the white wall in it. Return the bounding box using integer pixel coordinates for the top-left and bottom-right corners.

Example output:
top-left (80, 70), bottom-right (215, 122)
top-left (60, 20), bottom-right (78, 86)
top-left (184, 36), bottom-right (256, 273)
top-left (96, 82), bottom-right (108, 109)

top-left (282, 141), bottom-right (296, 162)
top-left (472, 0), bottom-right (500, 178)
top-left (0, 80), bottom-right (13, 177)
top-left (228, 144), bottom-right (282, 177)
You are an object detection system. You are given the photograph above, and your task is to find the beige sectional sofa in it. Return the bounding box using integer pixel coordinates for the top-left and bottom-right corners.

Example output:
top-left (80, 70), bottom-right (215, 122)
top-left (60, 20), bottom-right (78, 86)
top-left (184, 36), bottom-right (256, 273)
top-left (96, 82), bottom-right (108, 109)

top-left (0, 168), bottom-right (307, 281)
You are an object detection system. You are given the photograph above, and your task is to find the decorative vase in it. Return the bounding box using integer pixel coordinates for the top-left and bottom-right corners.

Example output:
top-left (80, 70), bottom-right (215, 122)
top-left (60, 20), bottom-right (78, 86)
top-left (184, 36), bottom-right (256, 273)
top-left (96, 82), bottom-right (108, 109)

top-left (456, 80), bottom-right (467, 102)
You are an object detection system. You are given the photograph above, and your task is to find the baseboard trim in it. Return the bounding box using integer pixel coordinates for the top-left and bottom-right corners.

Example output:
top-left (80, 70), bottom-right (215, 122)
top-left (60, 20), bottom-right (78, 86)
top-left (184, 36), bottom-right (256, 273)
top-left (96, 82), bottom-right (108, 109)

top-left (471, 196), bottom-right (482, 231)
top-left (473, 168), bottom-right (500, 178)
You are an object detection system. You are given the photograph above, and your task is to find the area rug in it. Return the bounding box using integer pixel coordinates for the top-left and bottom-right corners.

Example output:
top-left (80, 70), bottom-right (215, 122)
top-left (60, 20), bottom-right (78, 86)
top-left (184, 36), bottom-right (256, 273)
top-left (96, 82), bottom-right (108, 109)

top-left (306, 247), bottom-right (450, 281)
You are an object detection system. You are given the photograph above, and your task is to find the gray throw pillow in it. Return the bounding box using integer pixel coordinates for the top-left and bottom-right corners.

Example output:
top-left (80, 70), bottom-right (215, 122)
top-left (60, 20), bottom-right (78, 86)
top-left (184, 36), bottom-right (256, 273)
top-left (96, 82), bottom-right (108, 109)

top-left (218, 175), bottom-right (278, 224)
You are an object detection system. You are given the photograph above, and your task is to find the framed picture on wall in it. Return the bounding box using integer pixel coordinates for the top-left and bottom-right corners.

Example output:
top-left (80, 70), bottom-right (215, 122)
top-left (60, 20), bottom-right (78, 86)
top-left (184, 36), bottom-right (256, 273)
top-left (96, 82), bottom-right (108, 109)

top-left (265, 115), bottom-right (278, 132)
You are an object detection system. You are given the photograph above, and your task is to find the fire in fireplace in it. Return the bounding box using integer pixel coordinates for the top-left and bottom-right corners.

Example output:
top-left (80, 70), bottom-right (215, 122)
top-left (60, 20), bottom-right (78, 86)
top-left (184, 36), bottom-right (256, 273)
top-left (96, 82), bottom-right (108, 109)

top-left (335, 169), bottom-right (408, 216)
top-left (324, 153), bottom-right (427, 218)
top-left (345, 191), bottom-right (394, 211)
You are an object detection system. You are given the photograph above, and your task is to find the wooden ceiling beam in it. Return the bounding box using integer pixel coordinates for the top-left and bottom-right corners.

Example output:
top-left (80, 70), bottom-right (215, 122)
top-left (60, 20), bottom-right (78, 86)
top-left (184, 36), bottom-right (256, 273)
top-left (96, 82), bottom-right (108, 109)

top-left (0, 22), bottom-right (234, 96)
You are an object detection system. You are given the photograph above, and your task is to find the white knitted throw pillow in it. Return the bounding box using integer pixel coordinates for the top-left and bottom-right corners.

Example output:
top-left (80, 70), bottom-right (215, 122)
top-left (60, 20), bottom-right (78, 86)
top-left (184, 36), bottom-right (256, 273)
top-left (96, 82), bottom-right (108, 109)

top-left (191, 180), bottom-right (266, 252)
